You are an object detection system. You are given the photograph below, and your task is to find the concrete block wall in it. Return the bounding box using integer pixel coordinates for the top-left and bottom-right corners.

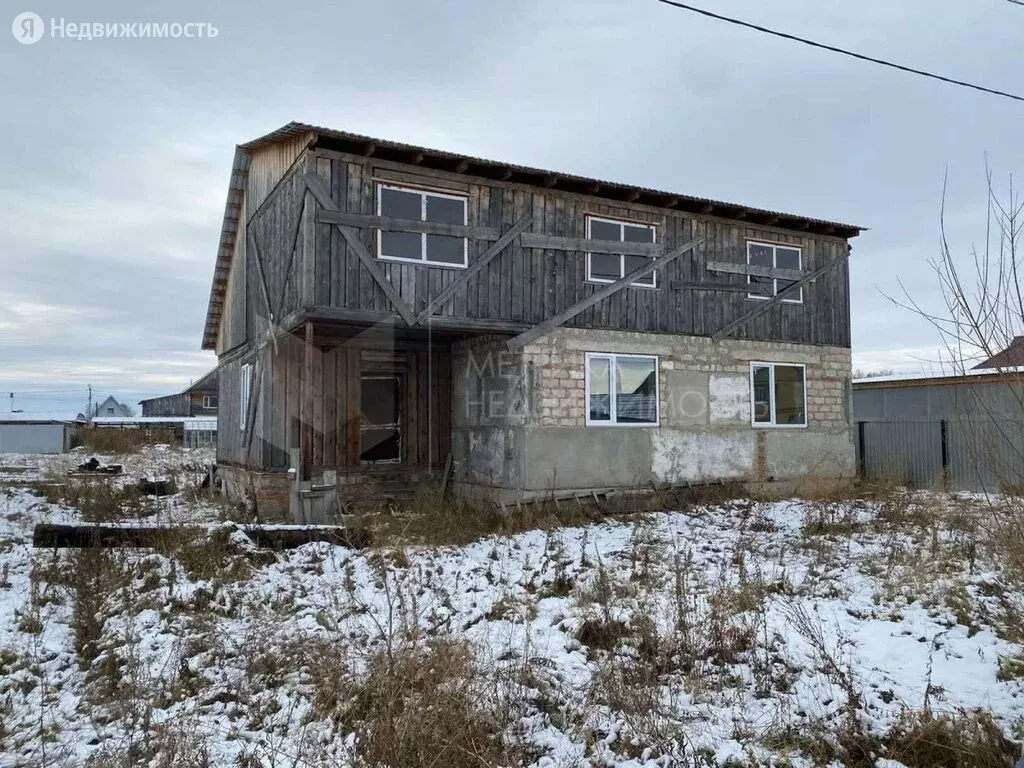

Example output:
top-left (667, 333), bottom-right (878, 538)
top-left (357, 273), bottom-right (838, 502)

top-left (452, 328), bottom-right (855, 499)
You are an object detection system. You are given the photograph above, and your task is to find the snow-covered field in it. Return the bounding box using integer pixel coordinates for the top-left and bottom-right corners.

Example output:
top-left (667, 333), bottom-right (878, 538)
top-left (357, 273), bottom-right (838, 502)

top-left (1, 449), bottom-right (1023, 767)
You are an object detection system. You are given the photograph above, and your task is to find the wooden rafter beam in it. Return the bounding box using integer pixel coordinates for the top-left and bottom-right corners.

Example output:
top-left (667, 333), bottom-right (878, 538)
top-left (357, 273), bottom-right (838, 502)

top-left (414, 214), bottom-right (533, 325)
top-left (706, 260), bottom-right (807, 281)
top-left (302, 172), bottom-right (417, 326)
top-left (711, 251), bottom-right (849, 342)
top-left (317, 210), bottom-right (500, 239)
top-left (506, 237), bottom-right (705, 351)
top-left (670, 280), bottom-right (768, 295)
top-left (520, 233), bottom-right (659, 257)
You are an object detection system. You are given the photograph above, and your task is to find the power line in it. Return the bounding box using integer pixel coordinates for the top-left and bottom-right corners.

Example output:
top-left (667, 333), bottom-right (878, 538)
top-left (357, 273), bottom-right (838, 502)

top-left (656, 0), bottom-right (1024, 103)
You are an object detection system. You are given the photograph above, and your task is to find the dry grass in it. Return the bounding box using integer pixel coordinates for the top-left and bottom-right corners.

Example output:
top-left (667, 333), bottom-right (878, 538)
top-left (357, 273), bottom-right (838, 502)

top-left (352, 483), bottom-right (744, 548)
top-left (37, 480), bottom-right (154, 522)
top-left (77, 428), bottom-right (177, 454)
top-left (313, 639), bottom-right (522, 768)
top-left (883, 708), bottom-right (1016, 768)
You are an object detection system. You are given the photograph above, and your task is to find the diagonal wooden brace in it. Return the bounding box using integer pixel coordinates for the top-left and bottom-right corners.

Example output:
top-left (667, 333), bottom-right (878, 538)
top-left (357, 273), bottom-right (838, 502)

top-left (414, 214), bottom-right (533, 325)
top-left (710, 248), bottom-right (850, 342)
top-left (505, 237), bottom-right (705, 351)
top-left (302, 172), bottom-right (417, 326)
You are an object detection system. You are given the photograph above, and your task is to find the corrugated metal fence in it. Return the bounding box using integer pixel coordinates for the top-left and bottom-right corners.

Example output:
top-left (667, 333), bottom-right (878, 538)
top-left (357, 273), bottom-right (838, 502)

top-left (856, 418), bottom-right (1024, 492)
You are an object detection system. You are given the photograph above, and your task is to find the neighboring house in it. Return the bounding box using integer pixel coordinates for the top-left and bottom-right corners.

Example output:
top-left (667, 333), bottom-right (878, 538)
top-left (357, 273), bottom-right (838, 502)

top-left (203, 122), bottom-right (861, 519)
top-left (852, 371), bottom-right (1024, 492)
top-left (140, 369), bottom-right (219, 417)
top-left (88, 396), bottom-right (133, 419)
top-left (973, 336), bottom-right (1024, 370)
top-left (0, 419), bottom-right (78, 454)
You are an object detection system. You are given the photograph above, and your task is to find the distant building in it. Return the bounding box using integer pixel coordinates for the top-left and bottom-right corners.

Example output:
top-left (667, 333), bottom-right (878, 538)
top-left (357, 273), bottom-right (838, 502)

top-left (139, 369), bottom-right (219, 417)
top-left (973, 336), bottom-right (1024, 370)
top-left (0, 419), bottom-right (78, 454)
top-left (81, 396), bottom-right (133, 420)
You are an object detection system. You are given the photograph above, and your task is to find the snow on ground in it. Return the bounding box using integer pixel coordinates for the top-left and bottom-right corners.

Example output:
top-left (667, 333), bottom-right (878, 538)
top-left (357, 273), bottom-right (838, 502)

top-left (1, 458), bottom-right (1023, 766)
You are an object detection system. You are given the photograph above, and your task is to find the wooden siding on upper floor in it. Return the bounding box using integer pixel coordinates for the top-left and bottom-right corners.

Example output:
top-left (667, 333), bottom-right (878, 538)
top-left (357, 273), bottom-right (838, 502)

top-left (236, 147), bottom-right (853, 349)
top-left (246, 132), bottom-right (316, 221)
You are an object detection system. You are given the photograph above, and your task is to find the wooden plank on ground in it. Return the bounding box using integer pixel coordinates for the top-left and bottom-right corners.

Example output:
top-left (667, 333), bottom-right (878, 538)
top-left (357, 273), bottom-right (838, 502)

top-left (33, 523), bottom-right (370, 550)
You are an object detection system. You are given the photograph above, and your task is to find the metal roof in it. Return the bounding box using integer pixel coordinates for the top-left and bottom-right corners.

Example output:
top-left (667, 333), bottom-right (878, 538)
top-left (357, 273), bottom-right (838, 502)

top-left (202, 121), bottom-right (865, 350)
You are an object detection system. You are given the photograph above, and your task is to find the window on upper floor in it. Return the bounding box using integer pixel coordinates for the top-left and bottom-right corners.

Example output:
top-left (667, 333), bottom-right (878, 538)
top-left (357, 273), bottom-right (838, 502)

top-left (202, 395), bottom-right (218, 409)
top-left (377, 183), bottom-right (468, 267)
top-left (586, 215), bottom-right (657, 288)
top-left (750, 362), bottom-right (806, 427)
top-left (747, 241), bottom-right (803, 303)
top-left (586, 353), bottom-right (659, 426)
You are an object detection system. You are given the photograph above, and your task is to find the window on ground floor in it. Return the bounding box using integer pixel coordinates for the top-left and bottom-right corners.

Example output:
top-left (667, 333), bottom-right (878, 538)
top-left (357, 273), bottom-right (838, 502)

top-left (750, 362), bottom-right (806, 427)
top-left (586, 353), bottom-right (659, 426)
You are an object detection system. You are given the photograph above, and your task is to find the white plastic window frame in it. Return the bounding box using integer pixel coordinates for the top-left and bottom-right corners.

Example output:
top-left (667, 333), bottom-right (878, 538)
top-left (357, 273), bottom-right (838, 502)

top-left (584, 352), bottom-right (660, 427)
top-left (749, 361), bottom-right (808, 428)
top-left (376, 182), bottom-right (469, 268)
top-left (585, 215), bottom-right (657, 288)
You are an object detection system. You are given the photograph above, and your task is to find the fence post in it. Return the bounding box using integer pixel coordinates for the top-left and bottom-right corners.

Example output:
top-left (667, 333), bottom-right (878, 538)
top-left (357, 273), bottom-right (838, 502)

top-left (940, 419), bottom-right (949, 490)
top-left (857, 420), bottom-right (866, 480)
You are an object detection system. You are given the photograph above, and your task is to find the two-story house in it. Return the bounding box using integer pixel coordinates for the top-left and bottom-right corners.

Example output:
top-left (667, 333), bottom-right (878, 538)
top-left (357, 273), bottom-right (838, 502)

top-left (203, 123), bottom-right (861, 519)
top-left (139, 369), bottom-right (219, 417)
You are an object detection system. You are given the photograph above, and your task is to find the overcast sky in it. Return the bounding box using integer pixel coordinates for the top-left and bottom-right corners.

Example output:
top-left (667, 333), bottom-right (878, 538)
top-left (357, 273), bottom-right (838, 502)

top-left (2, 0), bottom-right (1022, 416)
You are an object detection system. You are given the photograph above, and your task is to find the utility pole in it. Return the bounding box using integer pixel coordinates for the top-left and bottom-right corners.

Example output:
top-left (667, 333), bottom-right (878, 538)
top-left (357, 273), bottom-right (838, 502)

top-left (87, 385), bottom-right (92, 421)
top-left (8, 393), bottom-right (12, 414)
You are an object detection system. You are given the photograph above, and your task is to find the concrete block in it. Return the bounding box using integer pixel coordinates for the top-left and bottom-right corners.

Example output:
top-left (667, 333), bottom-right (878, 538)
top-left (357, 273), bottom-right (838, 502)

top-left (663, 370), bottom-right (709, 427)
top-left (709, 374), bottom-right (751, 425)
top-left (522, 426), bottom-right (652, 490)
top-left (763, 430), bottom-right (856, 479)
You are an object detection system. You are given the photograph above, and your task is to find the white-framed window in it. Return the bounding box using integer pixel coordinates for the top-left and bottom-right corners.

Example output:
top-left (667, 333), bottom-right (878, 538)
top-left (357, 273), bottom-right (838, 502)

top-left (747, 241), bottom-right (803, 303)
top-left (202, 395), bottom-right (218, 409)
top-left (585, 353), bottom-right (659, 426)
top-left (240, 363), bottom-right (252, 432)
top-left (750, 362), bottom-right (807, 428)
top-left (376, 183), bottom-right (469, 267)
top-left (586, 215), bottom-right (657, 288)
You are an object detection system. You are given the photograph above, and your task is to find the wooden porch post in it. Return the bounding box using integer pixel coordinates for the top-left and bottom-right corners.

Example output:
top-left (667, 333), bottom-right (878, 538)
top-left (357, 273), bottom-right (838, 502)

top-left (301, 321), bottom-right (314, 481)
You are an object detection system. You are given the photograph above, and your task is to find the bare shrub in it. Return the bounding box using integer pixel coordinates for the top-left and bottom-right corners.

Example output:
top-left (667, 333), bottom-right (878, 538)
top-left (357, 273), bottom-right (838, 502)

top-left (884, 708), bottom-right (1016, 768)
top-left (39, 480), bottom-right (153, 522)
top-left (71, 550), bottom-right (128, 668)
top-left (341, 639), bottom-right (521, 768)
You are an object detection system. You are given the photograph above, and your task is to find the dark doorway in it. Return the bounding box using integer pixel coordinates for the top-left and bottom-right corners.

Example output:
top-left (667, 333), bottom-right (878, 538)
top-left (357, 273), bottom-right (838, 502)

top-left (360, 375), bottom-right (401, 462)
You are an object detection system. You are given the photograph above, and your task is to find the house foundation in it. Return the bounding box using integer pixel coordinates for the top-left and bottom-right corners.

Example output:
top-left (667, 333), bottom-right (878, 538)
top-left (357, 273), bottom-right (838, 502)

top-left (451, 328), bottom-right (854, 501)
